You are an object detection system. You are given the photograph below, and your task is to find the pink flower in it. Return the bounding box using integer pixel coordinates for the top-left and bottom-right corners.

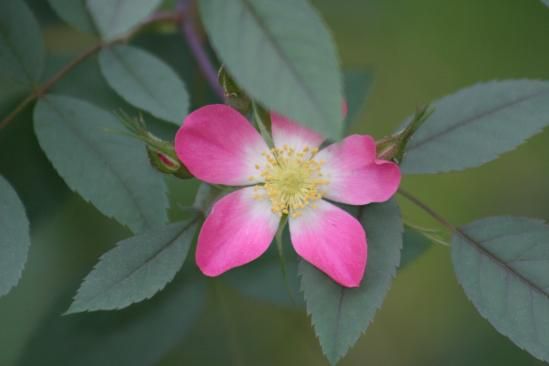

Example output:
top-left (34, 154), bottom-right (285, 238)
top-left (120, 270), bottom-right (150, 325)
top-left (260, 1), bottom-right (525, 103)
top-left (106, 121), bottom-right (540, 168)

top-left (175, 104), bottom-right (401, 287)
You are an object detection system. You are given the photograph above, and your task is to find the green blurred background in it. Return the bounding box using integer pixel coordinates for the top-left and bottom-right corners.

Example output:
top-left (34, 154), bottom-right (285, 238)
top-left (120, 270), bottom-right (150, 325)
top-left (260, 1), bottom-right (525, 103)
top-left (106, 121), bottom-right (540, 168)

top-left (1, 0), bottom-right (549, 365)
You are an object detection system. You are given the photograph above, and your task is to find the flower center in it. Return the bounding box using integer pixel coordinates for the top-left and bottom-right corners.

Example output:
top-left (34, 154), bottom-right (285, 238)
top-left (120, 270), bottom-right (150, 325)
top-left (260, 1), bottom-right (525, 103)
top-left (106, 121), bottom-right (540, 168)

top-left (251, 145), bottom-right (329, 218)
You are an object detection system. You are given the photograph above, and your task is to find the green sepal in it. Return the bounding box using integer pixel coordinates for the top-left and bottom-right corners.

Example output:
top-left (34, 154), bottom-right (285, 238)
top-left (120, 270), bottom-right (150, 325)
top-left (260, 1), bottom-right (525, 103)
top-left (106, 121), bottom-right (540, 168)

top-left (377, 105), bottom-right (433, 162)
top-left (251, 101), bottom-right (274, 148)
top-left (118, 112), bottom-right (192, 179)
top-left (218, 65), bottom-right (251, 115)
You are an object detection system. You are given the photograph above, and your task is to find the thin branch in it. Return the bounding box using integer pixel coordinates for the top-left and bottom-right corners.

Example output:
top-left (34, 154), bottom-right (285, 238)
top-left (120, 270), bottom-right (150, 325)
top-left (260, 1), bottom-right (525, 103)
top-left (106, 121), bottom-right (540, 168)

top-left (399, 189), bottom-right (549, 298)
top-left (398, 188), bottom-right (457, 233)
top-left (399, 188), bottom-right (477, 245)
top-left (177, 0), bottom-right (224, 99)
top-left (0, 94), bottom-right (37, 130)
top-left (0, 11), bottom-right (182, 131)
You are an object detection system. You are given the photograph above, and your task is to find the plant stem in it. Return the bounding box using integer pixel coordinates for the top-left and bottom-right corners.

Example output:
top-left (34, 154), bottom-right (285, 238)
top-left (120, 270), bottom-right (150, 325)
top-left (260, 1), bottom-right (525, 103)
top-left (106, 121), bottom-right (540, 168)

top-left (398, 188), bottom-right (457, 233)
top-left (398, 187), bottom-right (510, 250)
top-left (0, 11), bottom-right (182, 131)
top-left (177, 0), bottom-right (224, 100)
top-left (0, 94), bottom-right (36, 130)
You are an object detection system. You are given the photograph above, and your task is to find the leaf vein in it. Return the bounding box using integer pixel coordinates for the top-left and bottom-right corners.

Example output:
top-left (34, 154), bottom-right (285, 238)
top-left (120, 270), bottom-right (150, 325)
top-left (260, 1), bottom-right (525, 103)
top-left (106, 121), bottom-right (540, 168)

top-left (239, 0), bottom-right (323, 120)
top-left (457, 228), bottom-right (549, 300)
top-left (75, 219), bottom-right (197, 308)
top-left (44, 98), bottom-right (152, 229)
top-left (408, 87), bottom-right (549, 150)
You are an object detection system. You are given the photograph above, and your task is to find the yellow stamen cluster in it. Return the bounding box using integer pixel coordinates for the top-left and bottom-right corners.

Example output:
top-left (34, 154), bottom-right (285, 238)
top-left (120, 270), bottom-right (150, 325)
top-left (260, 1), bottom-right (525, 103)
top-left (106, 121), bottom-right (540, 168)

top-left (250, 145), bottom-right (328, 218)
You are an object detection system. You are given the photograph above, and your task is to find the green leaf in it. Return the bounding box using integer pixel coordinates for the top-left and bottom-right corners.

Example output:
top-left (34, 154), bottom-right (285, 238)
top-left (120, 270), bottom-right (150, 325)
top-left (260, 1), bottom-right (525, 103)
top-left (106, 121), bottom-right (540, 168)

top-left (225, 253), bottom-right (303, 308)
top-left (401, 80), bottom-right (549, 174)
top-left (0, 176), bottom-right (30, 297)
top-left (48, 0), bottom-right (97, 34)
top-left (224, 229), bottom-right (304, 308)
top-left (542, 0), bottom-right (549, 8)
top-left (34, 95), bottom-right (168, 233)
top-left (132, 33), bottom-right (221, 108)
top-left (86, 0), bottom-right (162, 40)
top-left (452, 216), bottom-right (549, 363)
top-left (192, 183), bottom-right (225, 214)
top-left (0, 0), bottom-right (44, 95)
top-left (300, 199), bottom-right (402, 365)
top-left (67, 219), bottom-right (198, 313)
top-left (199, 0), bottom-right (343, 140)
top-left (343, 70), bottom-right (373, 132)
top-left (399, 226), bottom-right (431, 269)
top-left (19, 276), bottom-right (205, 366)
top-left (46, 54), bottom-right (127, 111)
top-left (99, 45), bottom-right (189, 124)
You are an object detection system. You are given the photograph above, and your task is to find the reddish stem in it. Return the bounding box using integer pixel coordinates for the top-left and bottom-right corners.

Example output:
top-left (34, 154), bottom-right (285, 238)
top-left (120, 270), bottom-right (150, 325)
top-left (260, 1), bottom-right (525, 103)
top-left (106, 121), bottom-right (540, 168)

top-left (177, 0), bottom-right (224, 100)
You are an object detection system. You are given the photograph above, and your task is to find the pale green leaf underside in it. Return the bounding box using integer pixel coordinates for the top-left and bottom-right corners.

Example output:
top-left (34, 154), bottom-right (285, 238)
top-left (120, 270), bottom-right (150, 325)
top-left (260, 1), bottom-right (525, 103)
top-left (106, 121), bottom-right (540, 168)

top-left (34, 95), bottom-right (168, 233)
top-left (300, 200), bottom-right (402, 365)
top-left (401, 80), bottom-right (549, 174)
top-left (452, 216), bottom-right (549, 362)
top-left (542, 0), bottom-right (549, 8)
top-left (86, 0), bottom-right (162, 40)
top-left (0, 176), bottom-right (30, 297)
top-left (199, 0), bottom-right (343, 139)
top-left (48, 0), bottom-right (96, 34)
top-left (99, 45), bottom-right (189, 124)
top-left (67, 220), bottom-right (198, 313)
top-left (0, 0), bottom-right (44, 94)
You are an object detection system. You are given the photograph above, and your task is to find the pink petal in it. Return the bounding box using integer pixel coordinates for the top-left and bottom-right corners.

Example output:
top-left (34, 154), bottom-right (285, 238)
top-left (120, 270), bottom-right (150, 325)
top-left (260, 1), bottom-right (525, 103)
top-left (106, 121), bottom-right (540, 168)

top-left (196, 187), bottom-right (280, 276)
top-left (271, 112), bottom-right (325, 151)
top-left (175, 104), bottom-right (269, 185)
top-left (317, 135), bottom-right (401, 205)
top-left (289, 200), bottom-right (366, 287)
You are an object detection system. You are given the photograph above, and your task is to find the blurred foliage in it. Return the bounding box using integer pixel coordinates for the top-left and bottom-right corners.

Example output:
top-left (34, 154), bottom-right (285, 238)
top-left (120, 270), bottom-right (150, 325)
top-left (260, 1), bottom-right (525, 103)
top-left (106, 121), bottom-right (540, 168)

top-left (0, 0), bottom-right (548, 365)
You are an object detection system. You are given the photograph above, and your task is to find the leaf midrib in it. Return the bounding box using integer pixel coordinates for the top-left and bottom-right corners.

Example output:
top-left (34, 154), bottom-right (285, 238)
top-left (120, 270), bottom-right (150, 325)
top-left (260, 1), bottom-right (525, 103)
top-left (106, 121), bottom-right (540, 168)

top-left (457, 227), bottom-right (549, 300)
top-left (239, 0), bottom-right (327, 126)
top-left (43, 98), bottom-right (152, 230)
top-left (108, 47), bottom-right (174, 115)
top-left (73, 219), bottom-right (197, 310)
top-left (408, 86), bottom-right (549, 151)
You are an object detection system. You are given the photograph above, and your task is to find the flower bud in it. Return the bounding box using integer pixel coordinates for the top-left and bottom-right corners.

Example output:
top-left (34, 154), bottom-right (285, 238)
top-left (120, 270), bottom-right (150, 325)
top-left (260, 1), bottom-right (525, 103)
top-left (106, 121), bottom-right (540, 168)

top-left (376, 105), bottom-right (432, 162)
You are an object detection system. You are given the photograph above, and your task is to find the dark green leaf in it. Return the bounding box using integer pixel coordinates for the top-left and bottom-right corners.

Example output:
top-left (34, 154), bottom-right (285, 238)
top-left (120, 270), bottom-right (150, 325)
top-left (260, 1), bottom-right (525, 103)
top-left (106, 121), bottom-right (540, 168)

top-left (34, 95), bottom-right (169, 233)
top-left (0, 0), bottom-right (44, 95)
top-left (452, 216), bottom-right (549, 362)
top-left (99, 45), bottom-right (189, 124)
top-left (300, 199), bottom-right (402, 365)
top-left (18, 276), bottom-right (205, 366)
top-left (224, 229), bottom-right (304, 308)
top-left (0, 105), bottom-right (68, 225)
top-left (132, 33), bottom-right (220, 109)
top-left (192, 183), bottom-right (225, 214)
top-left (343, 70), bottom-right (373, 132)
top-left (199, 0), bottom-right (343, 139)
top-left (0, 176), bottom-right (30, 297)
top-left (46, 54), bottom-right (127, 110)
top-left (399, 226), bottom-right (431, 269)
top-left (401, 80), bottom-right (549, 174)
top-left (48, 0), bottom-right (96, 34)
top-left (67, 219), bottom-right (198, 313)
top-left (86, 0), bottom-right (162, 40)
top-left (44, 53), bottom-right (178, 141)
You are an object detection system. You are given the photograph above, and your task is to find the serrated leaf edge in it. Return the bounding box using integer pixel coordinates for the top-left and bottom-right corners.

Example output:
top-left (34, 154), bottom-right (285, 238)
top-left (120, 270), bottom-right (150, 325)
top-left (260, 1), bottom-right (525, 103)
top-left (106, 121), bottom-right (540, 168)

top-left (65, 218), bottom-right (198, 314)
